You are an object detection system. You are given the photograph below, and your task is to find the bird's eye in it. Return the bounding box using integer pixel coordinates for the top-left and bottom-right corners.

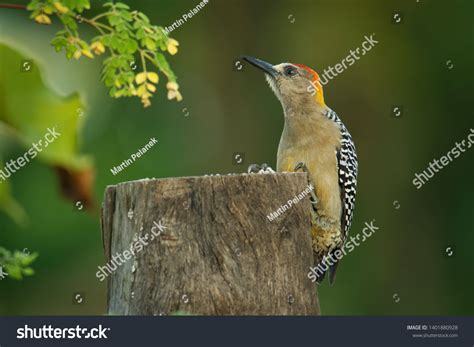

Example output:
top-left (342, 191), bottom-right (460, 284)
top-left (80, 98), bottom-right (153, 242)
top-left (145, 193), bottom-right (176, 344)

top-left (284, 66), bottom-right (298, 77)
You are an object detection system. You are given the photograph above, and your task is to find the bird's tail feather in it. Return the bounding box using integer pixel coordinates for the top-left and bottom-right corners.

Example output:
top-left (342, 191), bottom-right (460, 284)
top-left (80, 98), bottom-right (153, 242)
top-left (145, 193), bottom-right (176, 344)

top-left (328, 261), bottom-right (339, 285)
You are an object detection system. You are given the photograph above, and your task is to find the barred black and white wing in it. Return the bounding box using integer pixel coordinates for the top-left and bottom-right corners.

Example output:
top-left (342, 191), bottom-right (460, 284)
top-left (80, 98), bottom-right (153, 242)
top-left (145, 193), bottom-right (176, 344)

top-left (326, 108), bottom-right (358, 237)
top-left (336, 137), bottom-right (358, 237)
top-left (326, 108), bottom-right (358, 284)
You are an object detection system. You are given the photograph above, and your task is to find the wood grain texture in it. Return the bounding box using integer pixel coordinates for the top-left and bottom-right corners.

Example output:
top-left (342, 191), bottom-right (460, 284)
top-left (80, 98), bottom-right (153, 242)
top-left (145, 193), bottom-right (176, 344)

top-left (101, 173), bottom-right (320, 315)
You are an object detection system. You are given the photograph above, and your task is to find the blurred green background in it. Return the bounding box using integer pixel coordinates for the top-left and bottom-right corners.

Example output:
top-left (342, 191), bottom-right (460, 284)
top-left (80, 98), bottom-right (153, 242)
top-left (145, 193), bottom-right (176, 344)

top-left (0, 0), bottom-right (473, 315)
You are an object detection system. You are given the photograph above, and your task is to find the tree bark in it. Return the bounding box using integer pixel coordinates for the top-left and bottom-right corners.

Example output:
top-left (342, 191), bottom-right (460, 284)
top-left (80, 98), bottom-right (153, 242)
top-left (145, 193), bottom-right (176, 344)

top-left (101, 173), bottom-right (320, 315)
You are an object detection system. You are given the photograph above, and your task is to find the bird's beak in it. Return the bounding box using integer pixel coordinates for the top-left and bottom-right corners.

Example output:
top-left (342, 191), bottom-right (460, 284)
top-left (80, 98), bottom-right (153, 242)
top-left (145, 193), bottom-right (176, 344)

top-left (242, 56), bottom-right (278, 78)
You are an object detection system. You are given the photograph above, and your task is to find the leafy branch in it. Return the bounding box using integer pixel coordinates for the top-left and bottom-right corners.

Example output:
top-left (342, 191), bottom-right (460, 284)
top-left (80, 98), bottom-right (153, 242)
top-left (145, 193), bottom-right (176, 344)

top-left (24, 0), bottom-right (181, 107)
top-left (0, 247), bottom-right (38, 280)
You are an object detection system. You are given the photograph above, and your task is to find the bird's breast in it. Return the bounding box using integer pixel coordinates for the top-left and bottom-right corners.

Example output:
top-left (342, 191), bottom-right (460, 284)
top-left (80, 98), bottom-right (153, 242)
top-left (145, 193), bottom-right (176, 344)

top-left (276, 119), bottom-right (342, 220)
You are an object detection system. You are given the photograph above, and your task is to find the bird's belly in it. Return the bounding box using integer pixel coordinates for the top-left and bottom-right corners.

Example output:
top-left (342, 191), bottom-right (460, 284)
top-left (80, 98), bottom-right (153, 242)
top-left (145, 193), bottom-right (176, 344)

top-left (277, 146), bottom-right (342, 224)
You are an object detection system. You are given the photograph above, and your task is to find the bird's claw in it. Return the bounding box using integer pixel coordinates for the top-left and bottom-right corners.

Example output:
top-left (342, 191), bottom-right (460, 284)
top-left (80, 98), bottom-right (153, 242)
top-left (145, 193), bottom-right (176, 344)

top-left (248, 163), bottom-right (267, 173)
top-left (247, 163), bottom-right (275, 174)
top-left (293, 161), bottom-right (319, 206)
top-left (294, 161), bottom-right (308, 172)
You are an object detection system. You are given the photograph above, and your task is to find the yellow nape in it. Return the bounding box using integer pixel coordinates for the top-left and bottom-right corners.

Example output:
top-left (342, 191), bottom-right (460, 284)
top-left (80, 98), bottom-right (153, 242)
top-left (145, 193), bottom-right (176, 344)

top-left (313, 79), bottom-right (326, 106)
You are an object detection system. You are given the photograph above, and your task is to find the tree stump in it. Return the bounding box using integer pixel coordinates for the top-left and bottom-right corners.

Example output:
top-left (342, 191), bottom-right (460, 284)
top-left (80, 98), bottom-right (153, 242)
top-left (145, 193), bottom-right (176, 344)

top-left (100, 173), bottom-right (320, 315)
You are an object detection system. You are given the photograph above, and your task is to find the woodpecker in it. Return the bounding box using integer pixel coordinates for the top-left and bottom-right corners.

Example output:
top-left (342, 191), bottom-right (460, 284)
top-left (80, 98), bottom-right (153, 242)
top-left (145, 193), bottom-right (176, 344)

top-left (243, 56), bottom-right (358, 285)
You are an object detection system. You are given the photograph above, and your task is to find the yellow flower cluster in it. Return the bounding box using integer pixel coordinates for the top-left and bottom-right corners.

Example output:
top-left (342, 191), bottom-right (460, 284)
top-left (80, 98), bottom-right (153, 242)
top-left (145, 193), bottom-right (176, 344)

top-left (134, 72), bottom-right (160, 107)
top-left (90, 41), bottom-right (106, 55)
top-left (34, 2), bottom-right (68, 24)
top-left (34, 14), bottom-right (51, 24)
top-left (53, 2), bottom-right (69, 14)
top-left (166, 81), bottom-right (182, 101)
top-left (167, 39), bottom-right (179, 56)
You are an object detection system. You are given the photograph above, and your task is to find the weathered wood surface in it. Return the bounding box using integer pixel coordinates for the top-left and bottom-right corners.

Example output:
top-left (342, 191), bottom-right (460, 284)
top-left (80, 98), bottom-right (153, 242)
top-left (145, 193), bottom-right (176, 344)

top-left (101, 173), bottom-right (320, 315)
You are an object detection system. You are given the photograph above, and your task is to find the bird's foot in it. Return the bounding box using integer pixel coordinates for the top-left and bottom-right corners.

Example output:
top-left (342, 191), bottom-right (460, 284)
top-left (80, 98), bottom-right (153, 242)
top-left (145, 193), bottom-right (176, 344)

top-left (247, 163), bottom-right (276, 174)
top-left (294, 161), bottom-right (318, 206)
top-left (293, 161), bottom-right (307, 172)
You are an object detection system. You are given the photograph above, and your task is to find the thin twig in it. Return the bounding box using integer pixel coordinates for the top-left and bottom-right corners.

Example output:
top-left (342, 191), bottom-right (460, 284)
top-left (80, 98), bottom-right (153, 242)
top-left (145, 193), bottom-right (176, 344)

top-left (0, 3), bottom-right (27, 10)
top-left (90, 12), bottom-right (110, 22)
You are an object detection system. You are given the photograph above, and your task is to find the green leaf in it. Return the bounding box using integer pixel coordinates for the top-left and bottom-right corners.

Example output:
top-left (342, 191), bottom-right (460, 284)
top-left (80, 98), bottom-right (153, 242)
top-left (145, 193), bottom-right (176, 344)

top-left (5, 264), bottom-right (22, 280)
top-left (115, 3), bottom-right (130, 10)
top-left (121, 11), bottom-right (132, 21)
top-left (154, 52), bottom-right (176, 80)
top-left (137, 12), bottom-right (150, 24)
top-left (63, 0), bottom-right (90, 12)
top-left (19, 253), bottom-right (39, 267)
top-left (107, 13), bottom-right (122, 26)
top-left (144, 37), bottom-right (156, 51)
top-left (135, 27), bottom-right (145, 39)
top-left (26, 1), bottom-right (38, 11)
top-left (66, 43), bottom-right (77, 59)
top-left (22, 267), bottom-right (35, 276)
top-left (0, 44), bottom-right (93, 222)
top-left (59, 14), bottom-right (78, 33)
top-left (0, 247), bottom-right (38, 280)
top-left (126, 40), bottom-right (138, 54)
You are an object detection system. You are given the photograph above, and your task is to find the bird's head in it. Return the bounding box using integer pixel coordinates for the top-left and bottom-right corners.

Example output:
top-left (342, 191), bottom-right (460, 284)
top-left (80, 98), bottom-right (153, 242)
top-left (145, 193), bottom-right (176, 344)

top-left (242, 56), bottom-right (326, 111)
